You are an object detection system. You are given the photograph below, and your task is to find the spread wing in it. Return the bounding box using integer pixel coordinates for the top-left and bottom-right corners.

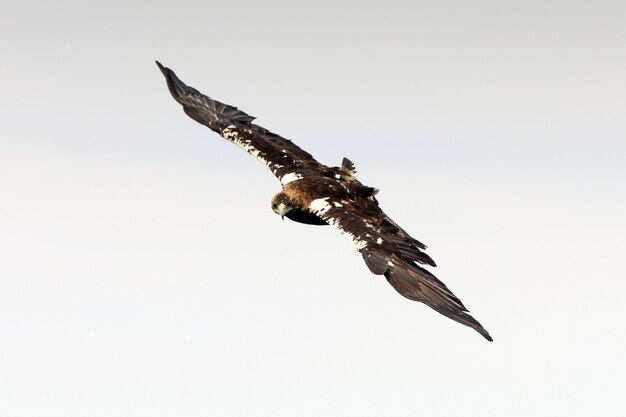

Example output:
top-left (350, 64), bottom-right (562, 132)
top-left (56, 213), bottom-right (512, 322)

top-left (308, 194), bottom-right (493, 341)
top-left (157, 61), bottom-right (324, 185)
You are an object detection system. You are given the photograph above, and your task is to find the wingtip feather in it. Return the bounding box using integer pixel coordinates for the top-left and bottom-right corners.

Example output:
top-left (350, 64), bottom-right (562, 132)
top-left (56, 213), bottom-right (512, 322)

top-left (475, 325), bottom-right (493, 341)
top-left (384, 261), bottom-right (492, 341)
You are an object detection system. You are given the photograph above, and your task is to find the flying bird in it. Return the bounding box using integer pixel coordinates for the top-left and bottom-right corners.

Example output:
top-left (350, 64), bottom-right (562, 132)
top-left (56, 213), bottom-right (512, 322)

top-left (156, 61), bottom-right (492, 341)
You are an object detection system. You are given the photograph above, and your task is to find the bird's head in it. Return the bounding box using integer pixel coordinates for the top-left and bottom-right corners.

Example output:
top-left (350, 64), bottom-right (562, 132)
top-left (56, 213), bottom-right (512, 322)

top-left (271, 192), bottom-right (295, 220)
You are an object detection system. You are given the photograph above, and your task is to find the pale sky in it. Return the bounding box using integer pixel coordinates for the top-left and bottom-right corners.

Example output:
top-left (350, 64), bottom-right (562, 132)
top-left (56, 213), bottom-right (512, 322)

top-left (1, 1), bottom-right (625, 416)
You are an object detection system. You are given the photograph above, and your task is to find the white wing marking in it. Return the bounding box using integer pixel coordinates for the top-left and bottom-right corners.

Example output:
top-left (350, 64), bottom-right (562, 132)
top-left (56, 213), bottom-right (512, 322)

top-left (309, 198), bottom-right (368, 250)
top-left (309, 197), bottom-right (332, 215)
top-left (223, 125), bottom-right (299, 183)
top-left (280, 172), bottom-right (304, 185)
top-left (223, 125), bottom-right (269, 169)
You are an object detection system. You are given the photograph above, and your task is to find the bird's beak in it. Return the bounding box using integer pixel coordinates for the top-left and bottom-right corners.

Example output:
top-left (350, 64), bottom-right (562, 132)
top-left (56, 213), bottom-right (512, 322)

top-left (277, 203), bottom-right (287, 221)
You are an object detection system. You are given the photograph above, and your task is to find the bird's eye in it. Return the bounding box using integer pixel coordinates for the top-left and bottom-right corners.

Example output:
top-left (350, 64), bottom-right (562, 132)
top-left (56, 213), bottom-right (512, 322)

top-left (271, 203), bottom-right (277, 209)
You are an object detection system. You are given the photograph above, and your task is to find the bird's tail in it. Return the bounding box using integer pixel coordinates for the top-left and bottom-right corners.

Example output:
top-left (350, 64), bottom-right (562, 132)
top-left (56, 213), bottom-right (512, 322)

top-left (156, 61), bottom-right (255, 131)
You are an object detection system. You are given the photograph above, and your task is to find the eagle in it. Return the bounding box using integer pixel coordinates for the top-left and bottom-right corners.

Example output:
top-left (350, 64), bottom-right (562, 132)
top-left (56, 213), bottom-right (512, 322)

top-left (156, 61), bottom-right (492, 341)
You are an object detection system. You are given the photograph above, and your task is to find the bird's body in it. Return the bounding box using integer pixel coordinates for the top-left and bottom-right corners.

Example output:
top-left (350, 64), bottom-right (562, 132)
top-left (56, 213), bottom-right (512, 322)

top-left (157, 61), bottom-right (492, 341)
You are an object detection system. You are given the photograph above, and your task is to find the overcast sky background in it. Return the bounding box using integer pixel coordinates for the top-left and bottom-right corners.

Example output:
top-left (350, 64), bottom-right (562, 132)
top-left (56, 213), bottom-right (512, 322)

top-left (1, 1), bottom-right (625, 416)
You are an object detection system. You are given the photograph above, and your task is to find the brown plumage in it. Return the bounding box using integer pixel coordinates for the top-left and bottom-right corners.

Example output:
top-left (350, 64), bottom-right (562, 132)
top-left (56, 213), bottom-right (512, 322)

top-left (157, 61), bottom-right (493, 341)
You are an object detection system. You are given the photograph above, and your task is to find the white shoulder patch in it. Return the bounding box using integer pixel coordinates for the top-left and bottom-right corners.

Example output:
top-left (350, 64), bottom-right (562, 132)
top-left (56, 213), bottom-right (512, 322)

top-left (309, 198), bottom-right (332, 215)
top-left (280, 172), bottom-right (304, 185)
